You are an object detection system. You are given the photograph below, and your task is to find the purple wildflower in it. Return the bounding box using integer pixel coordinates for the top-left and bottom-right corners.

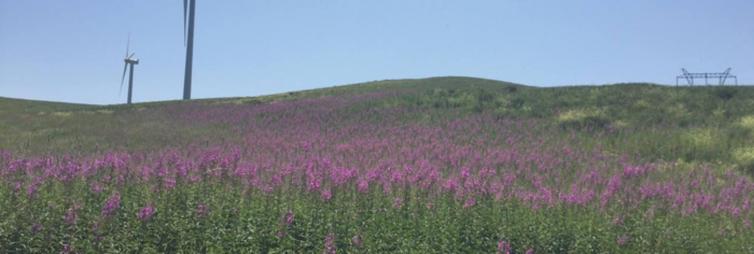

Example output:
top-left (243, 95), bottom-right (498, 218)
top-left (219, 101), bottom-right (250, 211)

top-left (90, 182), bottom-right (104, 194)
top-left (323, 233), bottom-right (336, 254)
top-left (26, 181), bottom-right (40, 198)
top-left (463, 197), bottom-right (476, 208)
top-left (321, 188), bottom-right (332, 201)
top-left (61, 243), bottom-right (73, 254)
top-left (393, 197), bottom-right (403, 209)
top-left (351, 234), bottom-right (363, 248)
top-left (101, 192), bottom-right (121, 218)
top-left (31, 223), bottom-right (43, 234)
top-left (137, 204), bottom-right (156, 222)
top-left (13, 181), bottom-right (22, 193)
top-left (617, 235), bottom-right (630, 246)
top-left (196, 202), bottom-right (209, 218)
top-left (612, 215), bottom-right (624, 225)
top-left (284, 210), bottom-right (295, 226)
top-left (498, 240), bottom-right (511, 254)
top-left (357, 179), bottom-right (369, 193)
top-left (64, 205), bottom-right (78, 225)
top-left (276, 229), bottom-right (287, 238)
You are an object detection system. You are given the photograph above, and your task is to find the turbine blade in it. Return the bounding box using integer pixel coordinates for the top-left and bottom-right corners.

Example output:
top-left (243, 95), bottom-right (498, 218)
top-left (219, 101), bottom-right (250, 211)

top-left (126, 33), bottom-right (131, 57)
top-left (128, 52), bottom-right (136, 59)
top-left (120, 62), bottom-right (128, 95)
top-left (183, 0), bottom-right (188, 47)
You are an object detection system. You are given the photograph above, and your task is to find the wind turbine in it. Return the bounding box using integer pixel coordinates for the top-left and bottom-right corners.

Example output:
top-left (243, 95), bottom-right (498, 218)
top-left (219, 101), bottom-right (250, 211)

top-left (183, 0), bottom-right (197, 100)
top-left (120, 37), bottom-right (139, 104)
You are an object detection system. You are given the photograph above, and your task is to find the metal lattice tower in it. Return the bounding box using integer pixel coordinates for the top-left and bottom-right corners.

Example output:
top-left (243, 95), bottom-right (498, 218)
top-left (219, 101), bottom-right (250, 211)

top-left (676, 68), bottom-right (738, 86)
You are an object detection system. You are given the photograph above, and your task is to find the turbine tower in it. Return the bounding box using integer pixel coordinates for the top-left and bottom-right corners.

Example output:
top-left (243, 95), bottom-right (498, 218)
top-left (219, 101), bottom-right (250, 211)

top-left (120, 37), bottom-right (139, 104)
top-left (183, 0), bottom-right (197, 100)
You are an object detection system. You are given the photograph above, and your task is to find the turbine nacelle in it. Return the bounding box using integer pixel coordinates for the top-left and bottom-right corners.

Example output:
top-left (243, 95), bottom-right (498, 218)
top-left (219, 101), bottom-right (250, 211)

top-left (124, 51), bottom-right (139, 64)
top-left (125, 58), bottom-right (139, 64)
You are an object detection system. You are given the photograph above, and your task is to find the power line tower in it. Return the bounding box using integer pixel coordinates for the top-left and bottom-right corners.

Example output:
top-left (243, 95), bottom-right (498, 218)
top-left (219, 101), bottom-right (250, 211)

top-left (676, 68), bottom-right (738, 86)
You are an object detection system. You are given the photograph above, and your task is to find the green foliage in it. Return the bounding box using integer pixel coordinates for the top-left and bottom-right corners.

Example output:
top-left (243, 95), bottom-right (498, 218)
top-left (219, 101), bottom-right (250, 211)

top-left (556, 108), bottom-right (610, 130)
top-left (2, 182), bottom-right (751, 253)
top-left (733, 147), bottom-right (754, 174)
top-left (415, 87), bottom-right (498, 113)
top-left (713, 87), bottom-right (737, 101)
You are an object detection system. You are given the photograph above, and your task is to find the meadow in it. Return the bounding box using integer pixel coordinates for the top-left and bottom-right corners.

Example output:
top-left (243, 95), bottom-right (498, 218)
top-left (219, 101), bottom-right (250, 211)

top-left (1, 77), bottom-right (753, 253)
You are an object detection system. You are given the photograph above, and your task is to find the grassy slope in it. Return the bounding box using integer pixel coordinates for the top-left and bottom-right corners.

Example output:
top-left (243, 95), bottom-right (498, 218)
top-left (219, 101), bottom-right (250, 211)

top-left (1, 76), bottom-right (752, 173)
top-left (3, 77), bottom-right (754, 253)
top-left (0, 77), bottom-right (519, 154)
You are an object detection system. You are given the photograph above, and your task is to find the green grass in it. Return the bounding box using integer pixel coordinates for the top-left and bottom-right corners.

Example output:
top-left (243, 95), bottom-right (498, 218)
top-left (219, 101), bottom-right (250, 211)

top-left (2, 77), bottom-right (754, 172)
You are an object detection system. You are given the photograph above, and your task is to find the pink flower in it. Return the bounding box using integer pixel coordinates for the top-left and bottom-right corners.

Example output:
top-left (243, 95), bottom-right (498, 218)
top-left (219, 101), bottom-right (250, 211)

top-left (351, 234), bottom-right (363, 248)
top-left (163, 177), bottom-right (176, 190)
top-left (196, 202), bottom-right (209, 218)
top-left (13, 181), bottom-right (22, 193)
top-left (320, 188), bottom-right (332, 201)
top-left (284, 210), bottom-right (295, 226)
top-left (463, 197), bottom-right (476, 208)
top-left (611, 215), bottom-right (624, 225)
top-left (617, 235), bottom-right (630, 246)
top-left (460, 167), bottom-right (471, 179)
top-left (323, 233), bottom-right (336, 254)
top-left (393, 197), bottom-right (404, 209)
top-left (600, 174), bottom-right (622, 208)
top-left (137, 204), bottom-right (156, 222)
top-left (26, 180), bottom-right (40, 198)
top-left (61, 243), bottom-right (73, 254)
top-left (90, 182), bottom-right (104, 194)
top-left (357, 179), bottom-right (369, 193)
top-left (497, 240), bottom-right (511, 254)
top-left (64, 205), bottom-right (78, 225)
top-left (525, 248), bottom-right (534, 254)
top-left (276, 229), bottom-right (287, 238)
top-left (101, 192), bottom-right (121, 218)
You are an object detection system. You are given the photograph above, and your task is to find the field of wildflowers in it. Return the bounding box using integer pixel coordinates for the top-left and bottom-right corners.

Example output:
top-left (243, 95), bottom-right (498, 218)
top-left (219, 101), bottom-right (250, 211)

top-left (1, 77), bottom-right (753, 253)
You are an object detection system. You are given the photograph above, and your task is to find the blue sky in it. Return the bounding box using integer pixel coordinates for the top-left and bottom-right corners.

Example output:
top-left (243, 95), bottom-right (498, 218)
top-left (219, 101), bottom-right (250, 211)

top-left (1, 0), bottom-right (752, 104)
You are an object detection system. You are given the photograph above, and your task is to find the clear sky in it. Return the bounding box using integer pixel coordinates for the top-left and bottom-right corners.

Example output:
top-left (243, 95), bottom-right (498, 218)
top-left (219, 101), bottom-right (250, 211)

top-left (1, 0), bottom-right (752, 104)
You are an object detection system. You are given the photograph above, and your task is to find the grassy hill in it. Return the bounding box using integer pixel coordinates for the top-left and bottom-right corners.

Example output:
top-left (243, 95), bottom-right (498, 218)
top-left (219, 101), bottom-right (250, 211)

top-left (3, 77), bottom-right (753, 173)
top-left (2, 77), bottom-right (754, 253)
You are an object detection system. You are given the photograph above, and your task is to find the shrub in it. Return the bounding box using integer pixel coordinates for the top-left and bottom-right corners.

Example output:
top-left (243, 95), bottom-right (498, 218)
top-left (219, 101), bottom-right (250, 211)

top-left (714, 87), bottom-right (736, 101)
top-left (681, 128), bottom-right (726, 161)
top-left (733, 147), bottom-right (754, 174)
top-left (557, 108), bottom-right (610, 130)
top-left (738, 115), bottom-right (754, 131)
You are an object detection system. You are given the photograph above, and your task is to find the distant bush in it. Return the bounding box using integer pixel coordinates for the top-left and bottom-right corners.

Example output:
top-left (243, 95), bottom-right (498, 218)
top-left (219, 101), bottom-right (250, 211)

top-left (557, 108), bottom-right (610, 130)
top-left (680, 128), bottom-right (727, 161)
top-left (416, 88), bottom-right (498, 113)
top-left (738, 115), bottom-right (754, 131)
top-left (733, 147), bottom-right (754, 174)
top-left (729, 116), bottom-right (754, 146)
top-left (683, 128), bottom-right (716, 149)
top-left (714, 87), bottom-right (736, 101)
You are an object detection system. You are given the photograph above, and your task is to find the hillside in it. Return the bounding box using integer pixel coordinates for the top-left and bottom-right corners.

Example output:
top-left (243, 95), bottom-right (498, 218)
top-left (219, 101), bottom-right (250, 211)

top-left (1, 77), bottom-right (754, 253)
top-left (2, 77), bottom-right (753, 173)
